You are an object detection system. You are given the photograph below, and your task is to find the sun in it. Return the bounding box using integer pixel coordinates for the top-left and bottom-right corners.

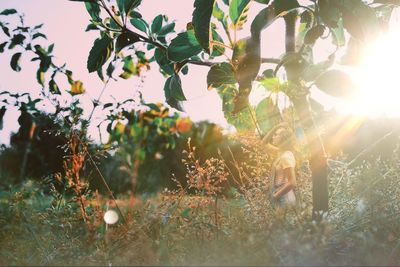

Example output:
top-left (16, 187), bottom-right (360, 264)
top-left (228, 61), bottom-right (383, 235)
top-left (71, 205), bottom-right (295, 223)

top-left (350, 28), bottom-right (400, 117)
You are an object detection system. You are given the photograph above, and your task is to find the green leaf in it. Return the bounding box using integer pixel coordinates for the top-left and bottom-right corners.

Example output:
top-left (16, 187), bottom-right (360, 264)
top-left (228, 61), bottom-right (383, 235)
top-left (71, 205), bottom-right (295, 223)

top-left (0, 42), bottom-right (7, 53)
top-left (115, 31), bottom-right (139, 53)
top-left (106, 61), bottom-right (115, 77)
top-left (251, 5), bottom-right (278, 37)
top-left (154, 48), bottom-right (174, 75)
top-left (0, 9), bottom-right (17, 16)
top-left (85, 23), bottom-right (98, 31)
top-left (10, 52), bottom-right (22, 72)
top-left (314, 69), bottom-right (356, 98)
top-left (213, 2), bottom-right (224, 21)
top-left (0, 23), bottom-right (10, 36)
top-left (164, 74), bottom-right (186, 101)
top-left (48, 44), bottom-right (54, 54)
top-left (181, 65), bottom-right (189, 75)
top-left (254, 0), bottom-right (270, 4)
top-left (129, 10), bottom-right (142, 19)
top-left (49, 79), bottom-right (61, 95)
top-left (87, 35), bottom-right (113, 73)
top-left (216, 85), bottom-right (254, 131)
top-left (117, 0), bottom-right (125, 16)
top-left (157, 22), bottom-right (175, 37)
top-left (192, 0), bottom-right (215, 53)
top-left (32, 32), bottom-right (47, 40)
top-left (130, 18), bottom-right (148, 33)
top-left (151, 15), bottom-right (163, 34)
top-left (85, 2), bottom-right (101, 22)
top-left (229, 0), bottom-right (250, 25)
top-left (211, 28), bottom-right (225, 57)
top-left (9, 34), bottom-right (26, 49)
top-left (207, 62), bottom-right (236, 89)
top-left (262, 69), bottom-right (274, 78)
top-left (36, 69), bottom-right (45, 86)
top-left (260, 77), bottom-right (280, 92)
top-left (66, 70), bottom-right (74, 85)
top-left (119, 56), bottom-right (135, 79)
top-left (97, 67), bottom-right (105, 81)
top-left (167, 30), bottom-right (202, 62)
top-left (125, 0), bottom-right (141, 14)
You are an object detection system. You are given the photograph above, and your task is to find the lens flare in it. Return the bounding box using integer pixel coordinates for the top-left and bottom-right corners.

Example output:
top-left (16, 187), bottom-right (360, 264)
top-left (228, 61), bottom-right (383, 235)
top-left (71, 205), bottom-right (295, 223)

top-left (103, 210), bottom-right (119, 225)
top-left (351, 28), bottom-right (400, 117)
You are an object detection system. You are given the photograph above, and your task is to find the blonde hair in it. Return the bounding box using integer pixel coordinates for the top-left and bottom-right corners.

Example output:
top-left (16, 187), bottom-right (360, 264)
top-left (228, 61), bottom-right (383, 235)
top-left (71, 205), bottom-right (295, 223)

top-left (274, 126), bottom-right (297, 152)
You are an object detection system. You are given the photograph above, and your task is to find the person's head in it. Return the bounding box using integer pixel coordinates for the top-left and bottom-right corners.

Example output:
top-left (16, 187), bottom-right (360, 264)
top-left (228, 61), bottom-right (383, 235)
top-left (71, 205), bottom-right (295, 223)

top-left (271, 125), bottom-right (297, 152)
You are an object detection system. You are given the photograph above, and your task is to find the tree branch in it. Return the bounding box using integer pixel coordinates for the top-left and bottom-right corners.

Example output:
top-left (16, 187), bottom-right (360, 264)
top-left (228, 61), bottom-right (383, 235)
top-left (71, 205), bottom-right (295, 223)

top-left (261, 58), bottom-right (280, 64)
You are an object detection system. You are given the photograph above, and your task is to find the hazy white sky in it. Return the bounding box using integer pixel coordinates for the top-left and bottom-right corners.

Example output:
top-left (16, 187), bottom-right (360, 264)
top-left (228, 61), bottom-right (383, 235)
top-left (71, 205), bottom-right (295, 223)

top-left (2, 1), bottom-right (397, 144)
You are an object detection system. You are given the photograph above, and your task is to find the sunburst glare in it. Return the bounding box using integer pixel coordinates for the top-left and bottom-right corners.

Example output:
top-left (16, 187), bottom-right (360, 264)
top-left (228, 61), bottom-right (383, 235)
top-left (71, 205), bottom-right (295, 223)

top-left (350, 28), bottom-right (400, 117)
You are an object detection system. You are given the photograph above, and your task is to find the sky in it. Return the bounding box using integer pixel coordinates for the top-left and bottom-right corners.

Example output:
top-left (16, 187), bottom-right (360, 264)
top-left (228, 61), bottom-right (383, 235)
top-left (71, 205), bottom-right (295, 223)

top-left (1, 1), bottom-right (398, 145)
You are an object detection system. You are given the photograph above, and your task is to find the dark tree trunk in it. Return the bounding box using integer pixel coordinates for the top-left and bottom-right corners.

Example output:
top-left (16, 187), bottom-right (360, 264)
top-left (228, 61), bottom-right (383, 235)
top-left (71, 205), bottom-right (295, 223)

top-left (292, 96), bottom-right (329, 218)
top-left (283, 12), bottom-right (329, 219)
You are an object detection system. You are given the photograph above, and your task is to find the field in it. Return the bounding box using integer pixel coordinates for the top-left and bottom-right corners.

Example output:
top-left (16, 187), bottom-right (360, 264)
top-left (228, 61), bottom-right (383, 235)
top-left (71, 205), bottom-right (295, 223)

top-left (1, 144), bottom-right (400, 266)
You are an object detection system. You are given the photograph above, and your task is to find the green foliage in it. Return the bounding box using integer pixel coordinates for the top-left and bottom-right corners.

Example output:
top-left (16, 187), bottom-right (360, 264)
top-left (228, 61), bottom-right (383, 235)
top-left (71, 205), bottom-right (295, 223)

top-left (0, 9), bottom-right (17, 16)
top-left (84, 2), bottom-right (101, 22)
top-left (115, 31), bottom-right (139, 53)
top-left (207, 62), bottom-right (236, 89)
top-left (167, 30), bottom-right (202, 62)
top-left (130, 18), bottom-right (148, 33)
top-left (164, 74), bottom-right (186, 110)
top-left (10, 52), bottom-right (22, 72)
top-left (87, 35), bottom-right (113, 73)
top-left (229, 0), bottom-right (250, 26)
top-left (192, 0), bottom-right (215, 53)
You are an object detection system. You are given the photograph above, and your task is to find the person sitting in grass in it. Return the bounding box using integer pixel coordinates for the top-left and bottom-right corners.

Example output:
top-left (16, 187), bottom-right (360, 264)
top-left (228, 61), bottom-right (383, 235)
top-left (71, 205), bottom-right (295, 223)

top-left (262, 123), bottom-right (298, 208)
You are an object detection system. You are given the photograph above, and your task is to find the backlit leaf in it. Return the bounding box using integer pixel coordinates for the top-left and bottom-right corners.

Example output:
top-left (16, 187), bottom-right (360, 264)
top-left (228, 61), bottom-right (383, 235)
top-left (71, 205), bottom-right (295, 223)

top-left (70, 80), bottom-right (85, 95)
top-left (229, 0), bottom-right (251, 25)
top-left (36, 69), bottom-right (45, 86)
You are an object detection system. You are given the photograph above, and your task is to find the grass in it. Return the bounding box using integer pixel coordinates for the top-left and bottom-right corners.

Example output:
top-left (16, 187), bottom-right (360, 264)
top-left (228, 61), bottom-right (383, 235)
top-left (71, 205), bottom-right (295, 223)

top-left (1, 140), bottom-right (400, 266)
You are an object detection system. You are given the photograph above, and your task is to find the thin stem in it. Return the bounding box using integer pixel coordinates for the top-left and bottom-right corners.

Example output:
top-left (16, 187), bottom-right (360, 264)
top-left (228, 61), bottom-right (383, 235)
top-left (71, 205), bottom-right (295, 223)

top-left (100, 0), bottom-right (124, 29)
top-left (223, 21), bottom-right (234, 48)
top-left (210, 40), bottom-right (232, 50)
top-left (186, 60), bottom-right (214, 67)
top-left (87, 77), bottom-right (111, 122)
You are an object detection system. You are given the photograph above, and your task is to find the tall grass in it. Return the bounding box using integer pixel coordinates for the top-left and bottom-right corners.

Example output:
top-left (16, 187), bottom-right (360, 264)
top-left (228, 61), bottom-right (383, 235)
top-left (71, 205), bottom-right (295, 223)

top-left (1, 136), bottom-right (400, 266)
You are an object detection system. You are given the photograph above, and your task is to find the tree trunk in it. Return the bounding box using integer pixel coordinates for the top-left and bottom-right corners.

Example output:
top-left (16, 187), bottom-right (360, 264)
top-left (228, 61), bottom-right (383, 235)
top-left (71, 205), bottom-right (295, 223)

top-left (283, 12), bottom-right (329, 219)
top-left (291, 96), bottom-right (329, 219)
